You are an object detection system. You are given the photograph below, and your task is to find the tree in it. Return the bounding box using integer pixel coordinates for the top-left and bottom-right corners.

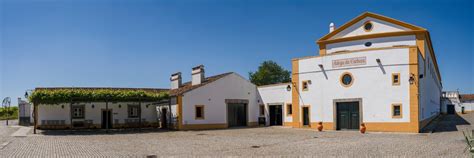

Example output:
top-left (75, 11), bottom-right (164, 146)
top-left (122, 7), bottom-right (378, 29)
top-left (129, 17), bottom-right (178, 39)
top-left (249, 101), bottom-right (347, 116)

top-left (249, 60), bottom-right (291, 86)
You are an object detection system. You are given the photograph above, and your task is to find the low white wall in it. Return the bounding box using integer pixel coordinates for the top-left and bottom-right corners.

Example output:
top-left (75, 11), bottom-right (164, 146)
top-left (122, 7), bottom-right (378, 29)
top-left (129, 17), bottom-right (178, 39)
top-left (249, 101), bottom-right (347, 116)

top-left (38, 102), bottom-right (158, 126)
top-left (258, 83), bottom-right (292, 123)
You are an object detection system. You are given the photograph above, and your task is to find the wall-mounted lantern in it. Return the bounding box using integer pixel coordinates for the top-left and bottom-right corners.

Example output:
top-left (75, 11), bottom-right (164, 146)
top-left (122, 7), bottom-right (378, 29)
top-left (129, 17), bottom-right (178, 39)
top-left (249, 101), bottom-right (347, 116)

top-left (286, 85), bottom-right (292, 91)
top-left (409, 73), bottom-right (416, 85)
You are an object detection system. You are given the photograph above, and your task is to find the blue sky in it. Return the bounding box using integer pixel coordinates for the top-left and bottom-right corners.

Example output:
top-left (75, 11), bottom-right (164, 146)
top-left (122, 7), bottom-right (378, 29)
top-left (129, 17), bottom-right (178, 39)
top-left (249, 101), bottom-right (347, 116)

top-left (1, 0), bottom-right (473, 105)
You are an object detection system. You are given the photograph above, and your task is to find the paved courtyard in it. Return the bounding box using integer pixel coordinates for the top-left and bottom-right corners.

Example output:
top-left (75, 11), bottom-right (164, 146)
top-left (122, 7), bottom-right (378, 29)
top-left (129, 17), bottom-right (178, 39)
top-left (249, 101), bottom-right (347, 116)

top-left (0, 114), bottom-right (472, 157)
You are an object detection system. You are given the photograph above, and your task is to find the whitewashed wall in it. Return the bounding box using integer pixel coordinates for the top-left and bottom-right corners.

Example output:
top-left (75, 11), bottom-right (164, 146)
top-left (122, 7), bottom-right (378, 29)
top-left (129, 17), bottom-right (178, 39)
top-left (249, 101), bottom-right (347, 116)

top-left (419, 45), bottom-right (442, 121)
top-left (330, 17), bottom-right (409, 39)
top-left (257, 83), bottom-right (292, 123)
top-left (38, 102), bottom-right (158, 126)
top-left (326, 35), bottom-right (416, 54)
top-left (297, 47), bottom-right (411, 123)
top-left (181, 73), bottom-right (259, 125)
top-left (38, 104), bottom-right (71, 125)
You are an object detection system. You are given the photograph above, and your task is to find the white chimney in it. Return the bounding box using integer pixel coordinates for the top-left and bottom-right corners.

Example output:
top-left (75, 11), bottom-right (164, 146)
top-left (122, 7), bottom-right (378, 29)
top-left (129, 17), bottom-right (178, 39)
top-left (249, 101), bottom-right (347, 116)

top-left (191, 65), bottom-right (205, 86)
top-left (329, 22), bottom-right (335, 32)
top-left (170, 72), bottom-right (182, 90)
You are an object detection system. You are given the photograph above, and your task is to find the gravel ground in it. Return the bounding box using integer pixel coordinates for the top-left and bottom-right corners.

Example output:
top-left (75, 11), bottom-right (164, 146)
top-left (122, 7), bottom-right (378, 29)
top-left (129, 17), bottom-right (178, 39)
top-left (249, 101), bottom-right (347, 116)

top-left (0, 115), bottom-right (472, 157)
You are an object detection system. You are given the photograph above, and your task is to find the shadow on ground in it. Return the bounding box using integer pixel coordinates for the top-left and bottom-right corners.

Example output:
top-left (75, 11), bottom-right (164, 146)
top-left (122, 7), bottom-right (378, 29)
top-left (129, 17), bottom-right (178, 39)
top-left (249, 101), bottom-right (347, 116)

top-left (40, 128), bottom-right (173, 136)
top-left (431, 114), bottom-right (471, 133)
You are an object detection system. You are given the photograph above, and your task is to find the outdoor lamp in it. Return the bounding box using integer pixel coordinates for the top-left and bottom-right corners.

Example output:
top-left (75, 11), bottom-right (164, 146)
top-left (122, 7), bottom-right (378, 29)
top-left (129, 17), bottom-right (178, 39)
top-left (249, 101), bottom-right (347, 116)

top-left (376, 58), bottom-right (381, 63)
top-left (286, 85), bottom-right (291, 91)
top-left (409, 73), bottom-right (415, 85)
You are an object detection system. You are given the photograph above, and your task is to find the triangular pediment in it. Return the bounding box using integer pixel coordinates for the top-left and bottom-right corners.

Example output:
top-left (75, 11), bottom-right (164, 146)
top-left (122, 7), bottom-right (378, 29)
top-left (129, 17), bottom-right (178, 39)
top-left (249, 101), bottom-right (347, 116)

top-left (318, 12), bottom-right (426, 42)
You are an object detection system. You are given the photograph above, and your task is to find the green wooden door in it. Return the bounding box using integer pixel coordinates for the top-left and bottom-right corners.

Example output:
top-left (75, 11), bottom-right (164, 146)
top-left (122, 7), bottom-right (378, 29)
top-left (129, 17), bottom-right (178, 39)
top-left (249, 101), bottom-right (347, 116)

top-left (337, 102), bottom-right (360, 130)
top-left (302, 107), bottom-right (310, 126)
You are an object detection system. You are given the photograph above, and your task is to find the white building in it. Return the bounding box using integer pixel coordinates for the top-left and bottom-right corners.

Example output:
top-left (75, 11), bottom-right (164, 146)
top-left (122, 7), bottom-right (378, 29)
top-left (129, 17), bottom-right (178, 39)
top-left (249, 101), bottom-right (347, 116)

top-left (36, 88), bottom-right (167, 129)
top-left (258, 12), bottom-right (442, 133)
top-left (18, 98), bottom-right (33, 126)
top-left (165, 65), bottom-right (261, 130)
top-left (442, 91), bottom-right (474, 114)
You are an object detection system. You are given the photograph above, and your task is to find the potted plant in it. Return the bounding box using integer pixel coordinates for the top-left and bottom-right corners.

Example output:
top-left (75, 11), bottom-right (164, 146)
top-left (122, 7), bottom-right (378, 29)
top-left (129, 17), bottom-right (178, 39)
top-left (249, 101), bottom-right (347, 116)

top-left (317, 122), bottom-right (323, 131)
top-left (360, 123), bottom-right (366, 134)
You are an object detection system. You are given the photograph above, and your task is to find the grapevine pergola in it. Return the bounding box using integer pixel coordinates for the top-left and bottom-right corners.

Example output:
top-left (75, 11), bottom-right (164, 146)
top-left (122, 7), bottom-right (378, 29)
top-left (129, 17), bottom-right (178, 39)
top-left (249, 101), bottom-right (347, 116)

top-left (27, 88), bottom-right (170, 134)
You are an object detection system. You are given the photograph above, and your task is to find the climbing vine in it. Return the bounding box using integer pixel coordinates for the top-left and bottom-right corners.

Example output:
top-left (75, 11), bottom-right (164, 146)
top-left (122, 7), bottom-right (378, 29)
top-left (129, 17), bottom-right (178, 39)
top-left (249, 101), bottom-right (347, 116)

top-left (29, 88), bottom-right (169, 104)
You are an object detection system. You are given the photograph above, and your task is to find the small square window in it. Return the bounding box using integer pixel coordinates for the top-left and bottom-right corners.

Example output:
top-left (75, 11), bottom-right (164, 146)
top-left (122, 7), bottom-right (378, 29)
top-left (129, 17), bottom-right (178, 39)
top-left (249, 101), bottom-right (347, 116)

top-left (259, 105), bottom-right (265, 116)
top-left (286, 104), bottom-right (292, 115)
top-left (302, 81), bottom-right (309, 91)
top-left (392, 104), bottom-right (402, 118)
top-left (128, 105), bottom-right (139, 118)
top-left (392, 73), bottom-right (400, 86)
top-left (71, 105), bottom-right (85, 119)
top-left (195, 105), bottom-right (204, 119)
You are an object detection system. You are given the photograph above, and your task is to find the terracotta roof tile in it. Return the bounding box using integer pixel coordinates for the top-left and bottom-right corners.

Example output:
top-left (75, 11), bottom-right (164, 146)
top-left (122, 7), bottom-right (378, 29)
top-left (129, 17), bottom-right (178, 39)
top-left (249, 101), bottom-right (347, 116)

top-left (460, 94), bottom-right (474, 102)
top-left (169, 72), bottom-right (233, 96)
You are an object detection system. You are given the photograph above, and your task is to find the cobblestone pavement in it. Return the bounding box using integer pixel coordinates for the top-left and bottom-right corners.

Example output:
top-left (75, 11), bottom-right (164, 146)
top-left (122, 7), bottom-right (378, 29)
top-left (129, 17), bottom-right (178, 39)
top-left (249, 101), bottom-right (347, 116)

top-left (0, 114), bottom-right (472, 157)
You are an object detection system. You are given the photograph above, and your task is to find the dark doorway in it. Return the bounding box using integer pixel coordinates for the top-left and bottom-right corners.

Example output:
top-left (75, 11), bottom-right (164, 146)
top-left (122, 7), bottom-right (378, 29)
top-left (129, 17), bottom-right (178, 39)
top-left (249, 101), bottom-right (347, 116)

top-left (227, 103), bottom-right (247, 127)
top-left (336, 102), bottom-right (360, 130)
top-left (302, 107), bottom-right (310, 126)
top-left (269, 105), bottom-right (283, 126)
top-left (447, 104), bottom-right (455, 115)
top-left (161, 108), bottom-right (168, 129)
top-left (101, 110), bottom-right (113, 129)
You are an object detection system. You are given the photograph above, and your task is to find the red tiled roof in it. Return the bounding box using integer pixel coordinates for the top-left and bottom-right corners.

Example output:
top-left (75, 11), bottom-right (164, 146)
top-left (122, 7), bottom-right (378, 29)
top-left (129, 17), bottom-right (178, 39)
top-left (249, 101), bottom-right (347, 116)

top-left (460, 94), bottom-right (474, 102)
top-left (169, 72), bottom-right (233, 96)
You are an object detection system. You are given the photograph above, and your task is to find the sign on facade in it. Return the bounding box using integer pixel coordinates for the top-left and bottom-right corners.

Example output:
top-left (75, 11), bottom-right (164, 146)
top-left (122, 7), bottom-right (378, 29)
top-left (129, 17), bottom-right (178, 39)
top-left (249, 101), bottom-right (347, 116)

top-left (332, 57), bottom-right (367, 68)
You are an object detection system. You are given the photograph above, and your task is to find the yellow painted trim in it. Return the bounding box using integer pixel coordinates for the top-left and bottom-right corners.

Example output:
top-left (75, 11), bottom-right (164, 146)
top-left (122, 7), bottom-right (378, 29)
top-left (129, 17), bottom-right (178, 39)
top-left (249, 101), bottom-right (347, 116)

top-left (318, 30), bottom-right (426, 45)
top-left (247, 122), bottom-right (258, 127)
top-left (392, 73), bottom-right (400, 86)
top-left (364, 122), bottom-right (416, 133)
top-left (318, 12), bottom-right (425, 42)
top-left (409, 47), bottom-right (420, 132)
top-left (291, 60), bottom-right (300, 128)
top-left (391, 103), bottom-right (402, 118)
top-left (283, 122), bottom-right (295, 127)
top-left (339, 72), bottom-right (354, 88)
top-left (309, 122), bottom-right (335, 130)
top-left (195, 105), bottom-right (205, 120)
top-left (319, 44), bottom-right (326, 56)
top-left (363, 21), bottom-right (373, 32)
top-left (180, 123), bottom-right (227, 130)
